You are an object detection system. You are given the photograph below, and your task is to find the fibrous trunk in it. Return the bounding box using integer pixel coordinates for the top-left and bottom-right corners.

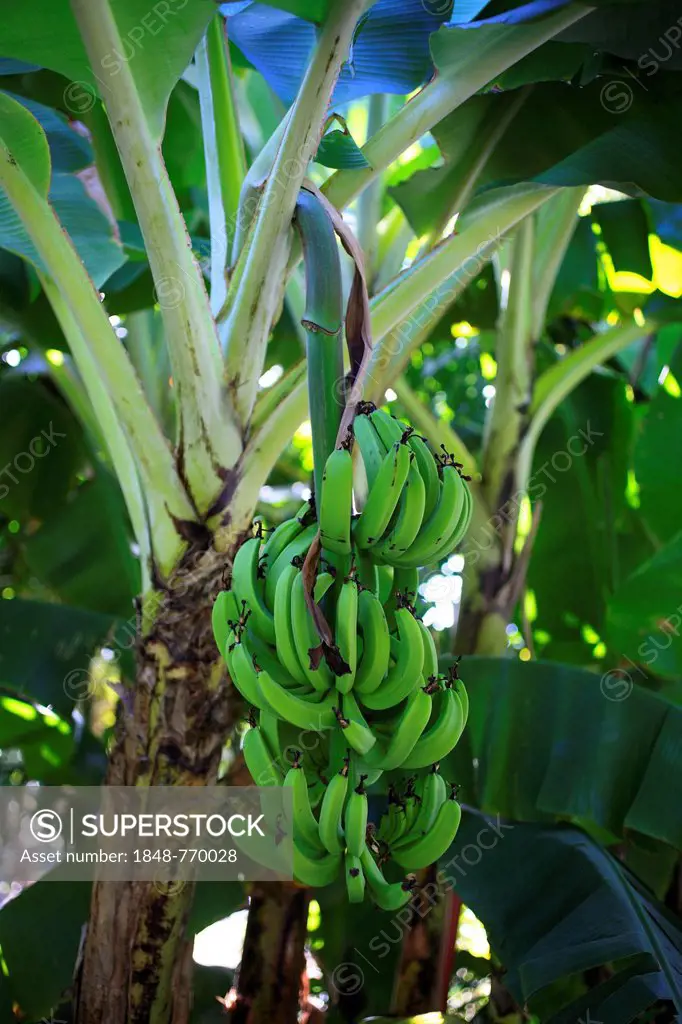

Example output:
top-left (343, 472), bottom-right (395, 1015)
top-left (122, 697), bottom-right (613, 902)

top-left (76, 540), bottom-right (235, 1024)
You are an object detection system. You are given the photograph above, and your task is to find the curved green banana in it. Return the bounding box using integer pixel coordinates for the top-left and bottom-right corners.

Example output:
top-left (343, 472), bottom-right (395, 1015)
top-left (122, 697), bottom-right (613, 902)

top-left (398, 768), bottom-right (447, 847)
top-left (353, 412), bottom-right (388, 491)
top-left (335, 576), bottom-right (358, 694)
top-left (293, 841), bottom-right (342, 887)
top-left (427, 474), bottom-right (473, 564)
top-left (418, 619), bottom-right (439, 681)
top-left (355, 589), bottom-right (391, 694)
top-left (401, 686), bottom-right (465, 769)
top-left (392, 465), bottom-right (465, 568)
top-left (392, 793), bottom-right (462, 870)
top-left (374, 456), bottom-right (426, 561)
top-left (345, 852), bottom-right (366, 903)
top-left (285, 761), bottom-right (325, 851)
top-left (320, 448), bottom-right (353, 555)
top-left (318, 762), bottom-right (349, 854)
top-left (243, 725), bottom-right (282, 787)
top-left (407, 432), bottom-right (440, 520)
top-left (455, 676), bottom-right (469, 726)
top-left (265, 522), bottom-right (318, 607)
top-left (212, 590), bottom-right (239, 658)
top-left (231, 536), bottom-right (276, 643)
top-left (360, 846), bottom-right (414, 911)
top-left (313, 570), bottom-right (336, 604)
top-left (261, 500), bottom-right (312, 565)
top-left (362, 687), bottom-right (432, 771)
top-left (338, 691), bottom-right (376, 756)
top-left (225, 634), bottom-right (269, 711)
top-left (258, 670), bottom-right (338, 731)
top-left (274, 563), bottom-right (308, 686)
top-left (369, 407), bottom-right (405, 448)
top-left (242, 630), bottom-right (303, 692)
top-left (359, 607), bottom-right (424, 710)
top-left (258, 709), bottom-right (284, 769)
top-left (354, 442), bottom-right (412, 549)
top-left (291, 570), bottom-right (333, 692)
top-left (344, 774), bottom-right (369, 857)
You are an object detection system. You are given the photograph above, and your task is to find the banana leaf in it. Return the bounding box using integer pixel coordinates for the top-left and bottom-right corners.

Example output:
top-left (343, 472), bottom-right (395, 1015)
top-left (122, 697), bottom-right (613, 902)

top-left (446, 657), bottom-right (682, 852)
top-left (443, 810), bottom-right (682, 1021)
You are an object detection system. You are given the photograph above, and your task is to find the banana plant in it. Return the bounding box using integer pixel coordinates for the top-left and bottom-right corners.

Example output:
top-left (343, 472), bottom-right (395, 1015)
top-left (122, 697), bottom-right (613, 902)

top-left (1, 1), bottom-right (682, 1022)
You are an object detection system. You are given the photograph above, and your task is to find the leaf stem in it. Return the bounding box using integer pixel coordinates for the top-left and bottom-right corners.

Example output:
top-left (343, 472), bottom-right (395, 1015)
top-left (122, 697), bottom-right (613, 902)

top-left (481, 216), bottom-right (535, 507)
top-left (221, 0), bottom-right (371, 426)
top-left (71, 0), bottom-right (242, 511)
top-left (196, 14), bottom-right (247, 316)
top-left (294, 189), bottom-right (344, 503)
top-left (518, 319), bottom-right (653, 493)
top-left (0, 131), bottom-right (194, 574)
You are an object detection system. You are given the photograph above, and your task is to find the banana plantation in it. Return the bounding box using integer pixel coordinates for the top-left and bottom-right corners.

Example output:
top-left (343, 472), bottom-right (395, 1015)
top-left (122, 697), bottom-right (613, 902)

top-left (1, 1), bottom-right (682, 1022)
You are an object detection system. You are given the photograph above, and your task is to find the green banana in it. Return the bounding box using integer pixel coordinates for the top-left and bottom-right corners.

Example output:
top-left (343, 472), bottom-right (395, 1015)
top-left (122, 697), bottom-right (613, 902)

top-left (392, 791), bottom-right (462, 870)
top-left (231, 536), bottom-right (276, 643)
top-left (393, 566), bottom-right (419, 604)
top-left (353, 412), bottom-right (388, 491)
top-left (318, 760), bottom-right (349, 854)
top-left (400, 685), bottom-right (465, 769)
top-left (242, 630), bottom-right (303, 692)
top-left (285, 759), bottom-right (326, 851)
top-left (261, 500), bottom-right (312, 565)
top-left (362, 687), bottom-right (432, 771)
top-left (369, 407), bottom-right (406, 448)
top-left (359, 606), bottom-right (424, 710)
top-left (273, 563), bottom-right (308, 686)
top-left (407, 432), bottom-right (440, 520)
top-left (264, 522), bottom-right (318, 607)
top-left (345, 852), bottom-right (366, 903)
top-left (293, 842), bottom-right (342, 887)
top-left (360, 846), bottom-right (414, 911)
top-left (354, 442), bottom-right (412, 549)
top-left (418, 618), bottom-right (439, 681)
top-left (391, 465), bottom-right (466, 568)
top-left (338, 691), bottom-right (376, 756)
top-left (355, 589), bottom-right (391, 694)
top-left (243, 724), bottom-right (282, 787)
top-left (428, 474), bottom-right (473, 564)
top-left (291, 570), bottom-right (333, 692)
top-left (334, 575), bottom-right (358, 693)
top-left (258, 670), bottom-right (338, 730)
top-left (344, 773), bottom-right (369, 857)
top-left (319, 447), bottom-right (353, 555)
top-left (225, 634), bottom-right (268, 711)
top-left (394, 768), bottom-right (447, 849)
top-left (212, 590), bottom-right (239, 657)
top-left (374, 456), bottom-right (426, 561)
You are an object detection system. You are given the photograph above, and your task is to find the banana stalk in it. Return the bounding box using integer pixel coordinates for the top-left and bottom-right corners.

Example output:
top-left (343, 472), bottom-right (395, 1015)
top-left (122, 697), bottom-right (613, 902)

top-left (293, 188), bottom-right (344, 503)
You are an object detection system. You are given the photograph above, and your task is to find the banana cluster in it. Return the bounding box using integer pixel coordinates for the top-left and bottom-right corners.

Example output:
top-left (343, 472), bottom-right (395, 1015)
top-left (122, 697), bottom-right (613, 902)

top-left (320, 404), bottom-right (472, 568)
top-left (212, 408), bottom-right (472, 905)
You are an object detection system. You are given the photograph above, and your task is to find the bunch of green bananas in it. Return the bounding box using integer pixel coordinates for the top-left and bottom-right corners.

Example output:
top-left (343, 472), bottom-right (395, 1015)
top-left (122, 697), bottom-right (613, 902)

top-left (212, 407), bottom-right (472, 905)
top-left (319, 403), bottom-right (472, 569)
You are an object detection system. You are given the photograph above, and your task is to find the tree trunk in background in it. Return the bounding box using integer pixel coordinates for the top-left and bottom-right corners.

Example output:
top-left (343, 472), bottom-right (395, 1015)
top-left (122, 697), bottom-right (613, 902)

top-left (76, 540), bottom-right (235, 1024)
top-left (229, 883), bottom-right (310, 1024)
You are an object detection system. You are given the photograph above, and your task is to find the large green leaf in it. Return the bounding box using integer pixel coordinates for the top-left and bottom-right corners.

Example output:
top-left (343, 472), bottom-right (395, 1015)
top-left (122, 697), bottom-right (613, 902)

top-left (0, 93), bottom-right (125, 287)
top-left (0, 598), bottom-right (120, 715)
top-left (526, 372), bottom-right (634, 659)
top-left (593, 198), bottom-right (653, 279)
top-left (447, 810), bottom-right (682, 1020)
top-left (448, 657), bottom-right (682, 852)
top-left (22, 471), bottom-right (140, 615)
top-left (0, 0), bottom-right (215, 139)
top-left (0, 873), bottom-right (91, 1020)
top-left (606, 530), bottom-right (682, 679)
top-left (0, 375), bottom-right (87, 521)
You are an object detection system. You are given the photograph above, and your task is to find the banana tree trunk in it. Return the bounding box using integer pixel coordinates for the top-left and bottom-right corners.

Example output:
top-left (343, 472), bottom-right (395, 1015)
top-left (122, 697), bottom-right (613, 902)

top-left (76, 542), bottom-right (235, 1024)
top-left (230, 883), bottom-right (310, 1023)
